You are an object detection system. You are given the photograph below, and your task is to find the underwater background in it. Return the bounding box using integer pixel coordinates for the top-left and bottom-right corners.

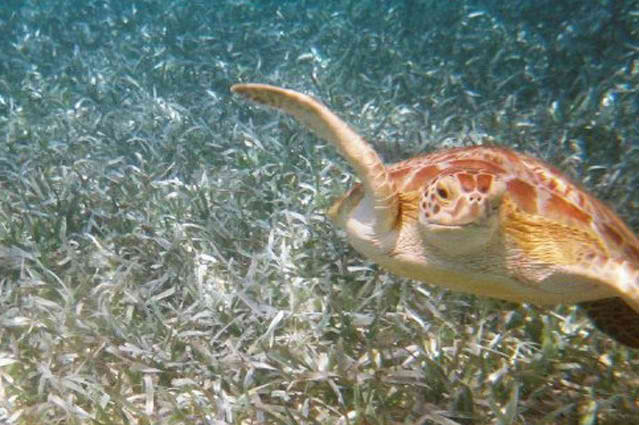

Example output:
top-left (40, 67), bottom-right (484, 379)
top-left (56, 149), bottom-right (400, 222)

top-left (0, 0), bottom-right (638, 423)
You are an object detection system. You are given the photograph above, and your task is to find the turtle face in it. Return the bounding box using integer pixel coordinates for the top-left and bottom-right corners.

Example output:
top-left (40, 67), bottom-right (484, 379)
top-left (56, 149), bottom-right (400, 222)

top-left (420, 171), bottom-right (505, 226)
top-left (418, 171), bottom-right (506, 253)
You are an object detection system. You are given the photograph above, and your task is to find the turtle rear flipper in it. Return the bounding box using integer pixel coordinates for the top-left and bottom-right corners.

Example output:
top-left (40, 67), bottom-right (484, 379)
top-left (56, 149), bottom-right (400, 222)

top-left (580, 298), bottom-right (639, 348)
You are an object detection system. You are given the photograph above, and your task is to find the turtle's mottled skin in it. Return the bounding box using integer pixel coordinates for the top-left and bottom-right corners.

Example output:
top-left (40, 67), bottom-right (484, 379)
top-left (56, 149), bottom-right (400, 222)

top-left (232, 83), bottom-right (639, 348)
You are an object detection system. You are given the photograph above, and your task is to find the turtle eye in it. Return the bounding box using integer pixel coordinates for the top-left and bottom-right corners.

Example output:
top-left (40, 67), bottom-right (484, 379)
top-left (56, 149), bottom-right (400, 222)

top-left (435, 180), bottom-right (456, 202)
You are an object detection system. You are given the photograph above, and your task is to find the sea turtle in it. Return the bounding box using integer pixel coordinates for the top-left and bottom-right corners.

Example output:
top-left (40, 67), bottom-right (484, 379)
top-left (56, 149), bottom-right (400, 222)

top-left (231, 83), bottom-right (639, 348)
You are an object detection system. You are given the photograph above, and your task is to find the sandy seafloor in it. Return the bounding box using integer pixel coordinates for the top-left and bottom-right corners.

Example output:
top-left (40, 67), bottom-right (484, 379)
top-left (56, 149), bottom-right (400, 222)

top-left (0, 1), bottom-right (638, 424)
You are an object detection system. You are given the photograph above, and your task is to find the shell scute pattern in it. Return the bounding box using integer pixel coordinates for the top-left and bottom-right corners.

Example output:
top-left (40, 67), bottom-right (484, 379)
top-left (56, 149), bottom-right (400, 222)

top-left (516, 155), bottom-right (639, 265)
top-left (505, 178), bottom-right (539, 214)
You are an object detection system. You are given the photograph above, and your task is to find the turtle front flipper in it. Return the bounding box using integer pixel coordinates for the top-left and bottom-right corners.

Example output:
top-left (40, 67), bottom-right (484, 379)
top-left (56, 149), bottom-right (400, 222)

top-left (579, 298), bottom-right (639, 348)
top-left (231, 83), bottom-right (399, 236)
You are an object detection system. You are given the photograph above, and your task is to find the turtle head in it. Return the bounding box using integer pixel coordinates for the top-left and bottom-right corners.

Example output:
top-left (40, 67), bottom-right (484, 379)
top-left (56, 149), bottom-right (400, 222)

top-left (418, 170), bottom-right (506, 254)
